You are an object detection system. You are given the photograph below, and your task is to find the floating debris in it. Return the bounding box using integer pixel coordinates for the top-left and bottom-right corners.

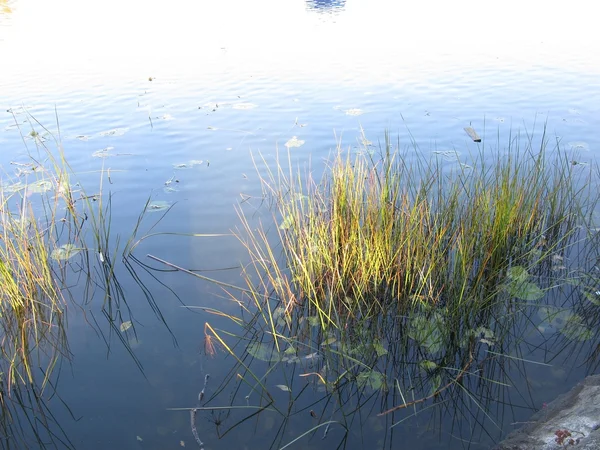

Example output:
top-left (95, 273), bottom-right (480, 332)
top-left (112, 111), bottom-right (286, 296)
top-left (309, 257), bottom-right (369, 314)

top-left (345, 108), bottom-right (364, 116)
top-left (51, 243), bottom-right (80, 261)
top-left (173, 160), bottom-right (203, 170)
top-left (92, 146), bottom-right (115, 158)
top-left (285, 136), bottom-right (305, 148)
top-left (464, 126), bottom-right (481, 142)
top-left (28, 180), bottom-right (54, 194)
top-left (98, 127), bottom-right (129, 137)
top-left (146, 200), bottom-right (171, 212)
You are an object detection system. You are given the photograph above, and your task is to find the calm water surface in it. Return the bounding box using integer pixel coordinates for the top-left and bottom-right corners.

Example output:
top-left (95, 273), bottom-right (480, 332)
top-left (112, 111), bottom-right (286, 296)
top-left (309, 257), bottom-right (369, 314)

top-left (1, 0), bottom-right (600, 448)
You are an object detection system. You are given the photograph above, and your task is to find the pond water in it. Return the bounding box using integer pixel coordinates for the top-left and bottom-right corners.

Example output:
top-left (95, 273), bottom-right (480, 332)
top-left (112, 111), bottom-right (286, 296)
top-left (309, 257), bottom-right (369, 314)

top-left (1, 0), bottom-right (600, 449)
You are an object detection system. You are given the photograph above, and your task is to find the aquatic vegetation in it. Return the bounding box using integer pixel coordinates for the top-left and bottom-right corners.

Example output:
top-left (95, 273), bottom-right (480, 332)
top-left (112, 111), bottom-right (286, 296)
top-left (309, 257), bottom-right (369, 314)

top-left (235, 129), bottom-right (594, 333)
top-left (0, 112), bottom-right (178, 448)
top-left (184, 126), bottom-right (600, 449)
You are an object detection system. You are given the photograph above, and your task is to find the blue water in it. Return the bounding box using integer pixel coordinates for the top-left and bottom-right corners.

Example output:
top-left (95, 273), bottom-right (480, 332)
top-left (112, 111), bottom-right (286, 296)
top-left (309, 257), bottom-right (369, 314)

top-left (1, 0), bottom-right (600, 448)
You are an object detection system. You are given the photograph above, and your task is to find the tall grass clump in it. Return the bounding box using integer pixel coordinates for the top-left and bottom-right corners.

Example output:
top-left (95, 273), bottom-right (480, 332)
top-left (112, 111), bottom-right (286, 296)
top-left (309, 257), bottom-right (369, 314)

top-left (236, 130), bottom-right (595, 330)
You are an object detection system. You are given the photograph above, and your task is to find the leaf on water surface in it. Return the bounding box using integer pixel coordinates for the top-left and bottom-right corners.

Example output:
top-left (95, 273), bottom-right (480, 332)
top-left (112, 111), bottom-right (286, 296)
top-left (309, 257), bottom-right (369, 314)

top-left (232, 103), bottom-right (257, 110)
top-left (420, 360), bottom-right (438, 371)
top-left (582, 289), bottom-right (600, 306)
top-left (356, 370), bottom-right (385, 391)
top-left (285, 136), bottom-right (305, 148)
top-left (173, 160), bottom-right (203, 170)
top-left (284, 345), bottom-right (296, 355)
top-left (3, 181), bottom-right (26, 194)
top-left (537, 306), bottom-right (573, 331)
top-left (275, 384), bottom-right (291, 392)
top-left (503, 267), bottom-right (544, 300)
top-left (373, 341), bottom-right (388, 357)
top-left (120, 321), bottom-right (133, 332)
top-left (408, 313), bottom-right (446, 354)
top-left (560, 315), bottom-right (593, 341)
top-left (51, 243), bottom-right (80, 261)
top-left (98, 127), bottom-right (129, 137)
top-left (92, 147), bottom-right (115, 158)
top-left (146, 200), bottom-right (171, 212)
top-left (29, 179), bottom-right (53, 194)
top-left (505, 281), bottom-right (544, 301)
top-left (344, 108), bottom-right (364, 116)
top-left (507, 266), bottom-right (529, 283)
top-left (283, 355), bottom-right (301, 364)
top-left (247, 342), bottom-right (279, 362)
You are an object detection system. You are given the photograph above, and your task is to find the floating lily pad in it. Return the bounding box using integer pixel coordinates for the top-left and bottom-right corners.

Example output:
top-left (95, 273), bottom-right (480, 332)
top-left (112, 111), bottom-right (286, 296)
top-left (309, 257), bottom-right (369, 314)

top-left (356, 370), bottom-right (385, 390)
top-left (29, 180), bottom-right (53, 194)
top-left (247, 342), bottom-right (279, 362)
top-left (92, 147), bottom-right (115, 158)
top-left (582, 288), bottom-right (600, 306)
top-left (537, 306), bottom-right (573, 332)
top-left (560, 315), bottom-right (593, 341)
top-left (3, 181), bottom-right (26, 194)
top-left (173, 160), bottom-right (204, 170)
top-left (503, 266), bottom-right (544, 300)
top-left (506, 281), bottom-right (544, 300)
top-left (232, 103), bottom-right (257, 110)
top-left (507, 266), bottom-right (529, 283)
top-left (373, 341), bottom-right (388, 357)
top-left (345, 108), bottom-right (364, 116)
top-left (98, 127), bottom-right (129, 137)
top-left (146, 201), bottom-right (171, 212)
top-left (408, 312), bottom-right (446, 354)
top-left (285, 136), bottom-right (305, 148)
top-left (51, 243), bottom-right (80, 261)
top-left (420, 360), bottom-right (438, 371)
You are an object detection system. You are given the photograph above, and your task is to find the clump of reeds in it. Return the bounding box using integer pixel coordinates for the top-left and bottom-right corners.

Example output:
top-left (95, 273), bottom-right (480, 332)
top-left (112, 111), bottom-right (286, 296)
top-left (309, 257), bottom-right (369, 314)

top-left (236, 129), bottom-right (593, 329)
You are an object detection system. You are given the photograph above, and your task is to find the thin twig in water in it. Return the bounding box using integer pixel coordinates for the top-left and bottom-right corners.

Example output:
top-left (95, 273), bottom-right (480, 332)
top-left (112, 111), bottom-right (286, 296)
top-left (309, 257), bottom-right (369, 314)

top-left (191, 374), bottom-right (210, 449)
